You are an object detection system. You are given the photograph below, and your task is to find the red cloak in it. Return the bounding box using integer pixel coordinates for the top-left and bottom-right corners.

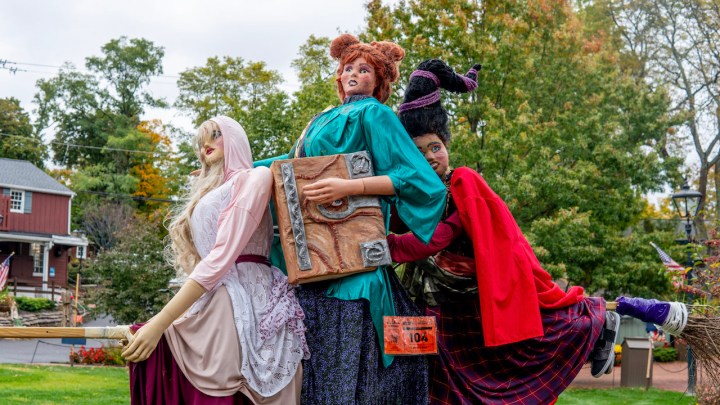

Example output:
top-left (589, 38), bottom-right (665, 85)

top-left (451, 167), bottom-right (585, 346)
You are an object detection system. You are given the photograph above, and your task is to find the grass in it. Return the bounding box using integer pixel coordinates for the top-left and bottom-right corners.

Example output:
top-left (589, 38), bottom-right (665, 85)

top-left (0, 364), bottom-right (129, 405)
top-left (558, 387), bottom-right (696, 404)
top-left (0, 364), bottom-right (699, 404)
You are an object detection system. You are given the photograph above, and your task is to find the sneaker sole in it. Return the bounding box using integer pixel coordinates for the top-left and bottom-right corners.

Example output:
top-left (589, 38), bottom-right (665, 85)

top-left (591, 312), bottom-right (621, 377)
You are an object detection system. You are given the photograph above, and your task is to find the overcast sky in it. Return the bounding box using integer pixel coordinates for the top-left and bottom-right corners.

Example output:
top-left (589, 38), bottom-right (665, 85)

top-left (1, 0), bottom-right (377, 133)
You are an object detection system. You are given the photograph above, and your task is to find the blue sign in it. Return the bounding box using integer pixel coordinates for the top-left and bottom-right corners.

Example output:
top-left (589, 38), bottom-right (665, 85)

top-left (49, 267), bottom-right (55, 277)
top-left (62, 337), bottom-right (86, 345)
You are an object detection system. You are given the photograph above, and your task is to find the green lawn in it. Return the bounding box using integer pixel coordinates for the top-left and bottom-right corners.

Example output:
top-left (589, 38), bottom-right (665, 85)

top-left (0, 364), bottom-right (129, 405)
top-left (0, 364), bottom-right (698, 404)
top-left (558, 387), bottom-right (696, 404)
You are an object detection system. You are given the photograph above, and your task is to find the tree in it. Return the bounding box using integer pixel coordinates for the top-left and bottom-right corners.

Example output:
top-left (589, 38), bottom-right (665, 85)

top-left (175, 57), bottom-right (295, 159)
top-left (365, 0), bottom-right (680, 295)
top-left (118, 119), bottom-right (176, 217)
top-left (32, 38), bottom-right (183, 229)
top-left (34, 36), bottom-right (166, 168)
top-left (603, 0), bottom-right (720, 232)
top-left (84, 218), bottom-right (174, 324)
top-left (289, 35), bottom-right (339, 135)
top-left (0, 97), bottom-right (47, 167)
top-left (49, 119), bottom-right (179, 231)
top-left (80, 202), bottom-right (135, 251)
top-left (86, 38), bottom-right (166, 118)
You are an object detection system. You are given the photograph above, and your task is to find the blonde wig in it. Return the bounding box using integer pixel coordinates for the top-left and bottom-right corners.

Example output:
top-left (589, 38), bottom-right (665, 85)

top-left (166, 120), bottom-right (225, 276)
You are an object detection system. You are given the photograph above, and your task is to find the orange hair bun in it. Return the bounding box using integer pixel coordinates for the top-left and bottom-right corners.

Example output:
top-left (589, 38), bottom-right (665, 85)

top-left (372, 41), bottom-right (405, 63)
top-left (330, 34), bottom-right (361, 60)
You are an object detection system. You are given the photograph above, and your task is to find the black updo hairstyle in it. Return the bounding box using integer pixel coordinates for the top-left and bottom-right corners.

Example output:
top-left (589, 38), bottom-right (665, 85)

top-left (399, 59), bottom-right (481, 144)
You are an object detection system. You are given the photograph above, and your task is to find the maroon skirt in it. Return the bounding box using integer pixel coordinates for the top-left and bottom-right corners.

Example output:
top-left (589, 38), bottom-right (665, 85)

top-left (128, 324), bottom-right (250, 405)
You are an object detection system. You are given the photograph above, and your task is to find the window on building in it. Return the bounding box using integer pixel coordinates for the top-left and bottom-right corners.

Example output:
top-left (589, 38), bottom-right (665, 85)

top-left (31, 243), bottom-right (45, 276)
top-left (10, 190), bottom-right (24, 213)
top-left (76, 245), bottom-right (86, 259)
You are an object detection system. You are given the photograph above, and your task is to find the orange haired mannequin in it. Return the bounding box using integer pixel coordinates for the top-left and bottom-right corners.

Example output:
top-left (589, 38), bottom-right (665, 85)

top-left (330, 33), bottom-right (404, 103)
top-left (254, 34), bottom-right (446, 405)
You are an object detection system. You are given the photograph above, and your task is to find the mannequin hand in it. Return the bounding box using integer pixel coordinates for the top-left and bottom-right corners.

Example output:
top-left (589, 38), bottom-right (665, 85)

top-left (303, 178), bottom-right (362, 204)
top-left (121, 280), bottom-right (205, 363)
top-left (121, 317), bottom-right (165, 363)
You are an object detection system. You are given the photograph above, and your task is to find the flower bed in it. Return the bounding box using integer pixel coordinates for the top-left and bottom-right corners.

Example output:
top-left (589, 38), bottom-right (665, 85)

top-left (69, 345), bottom-right (126, 366)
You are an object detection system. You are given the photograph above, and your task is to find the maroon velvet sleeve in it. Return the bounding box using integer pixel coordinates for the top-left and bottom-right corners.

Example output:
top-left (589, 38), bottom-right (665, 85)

top-left (389, 204), bottom-right (410, 234)
top-left (387, 211), bottom-right (462, 263)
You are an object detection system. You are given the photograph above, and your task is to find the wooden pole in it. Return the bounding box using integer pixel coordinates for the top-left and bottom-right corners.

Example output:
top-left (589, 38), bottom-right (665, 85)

top-left (73, 273), bottom-right (80, 326)
top-left (646, 336), bottom-right (654, 391)
top-left (0, 326), bottom-right (131, 340)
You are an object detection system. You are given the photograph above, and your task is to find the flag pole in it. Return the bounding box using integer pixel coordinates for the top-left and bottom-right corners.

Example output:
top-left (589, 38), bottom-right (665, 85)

top-left (0, 252), bottom-right (15, 291)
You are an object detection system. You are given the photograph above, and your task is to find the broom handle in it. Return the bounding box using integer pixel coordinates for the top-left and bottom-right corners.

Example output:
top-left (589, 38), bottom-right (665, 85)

top-left (1, 303), bottom-right (620, 338)
top-left (0, 326), bottom-right (132, 340)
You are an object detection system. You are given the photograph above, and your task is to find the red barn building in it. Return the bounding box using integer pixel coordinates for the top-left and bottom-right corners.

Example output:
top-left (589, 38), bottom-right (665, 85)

top-left (0, 158), bottom-right (88, 298)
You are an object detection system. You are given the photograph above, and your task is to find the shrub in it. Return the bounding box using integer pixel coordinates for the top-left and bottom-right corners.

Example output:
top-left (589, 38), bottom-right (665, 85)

top-left (102, 346), bottom-right (127, 366)
top-left (69, 345), bottom-right (126, 366)
top-left (15, 296), bottom-right (56, 312)
top-left (83, 219), bottom-right (174, 324)
top-left (0, 291), bottom-right (12, 311)
top-left (653, 347), bottom-right (677, 362)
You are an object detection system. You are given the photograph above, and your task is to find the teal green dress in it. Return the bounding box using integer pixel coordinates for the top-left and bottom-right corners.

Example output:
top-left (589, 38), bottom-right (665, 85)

top-left (257, 96), bottom-right (445, 403)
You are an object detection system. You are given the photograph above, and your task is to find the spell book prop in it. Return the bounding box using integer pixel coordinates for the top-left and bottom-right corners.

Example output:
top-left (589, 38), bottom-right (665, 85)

top-left (270, 151), bottom-right (392, 284)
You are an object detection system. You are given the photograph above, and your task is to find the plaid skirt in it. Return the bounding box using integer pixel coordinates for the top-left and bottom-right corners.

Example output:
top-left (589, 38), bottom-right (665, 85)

top-left (422, 295), bottom-right (605, 405)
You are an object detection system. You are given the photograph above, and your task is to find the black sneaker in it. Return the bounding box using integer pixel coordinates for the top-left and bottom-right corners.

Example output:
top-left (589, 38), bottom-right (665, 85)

top-left (591, 311), bottom-right (621, 377)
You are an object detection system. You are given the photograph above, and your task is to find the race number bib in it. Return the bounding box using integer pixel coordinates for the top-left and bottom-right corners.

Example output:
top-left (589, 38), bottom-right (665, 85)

top-left (383, 316), bottom-right (438, 355)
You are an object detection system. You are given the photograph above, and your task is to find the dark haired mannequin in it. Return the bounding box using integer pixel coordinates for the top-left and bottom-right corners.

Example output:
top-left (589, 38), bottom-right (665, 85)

top-left (389, 60), bottom-right (618, 404)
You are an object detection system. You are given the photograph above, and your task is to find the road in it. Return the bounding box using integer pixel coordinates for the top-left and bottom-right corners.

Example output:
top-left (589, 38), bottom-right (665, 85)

top-left (0, 315), bottom-right (119, 364)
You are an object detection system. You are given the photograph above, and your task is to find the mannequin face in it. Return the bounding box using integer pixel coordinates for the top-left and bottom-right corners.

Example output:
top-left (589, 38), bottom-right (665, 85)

top-left (413, 133), bottom-right (449, 177)
top-left (340, 56), bottom-right (377, 97)
top-left (201, 130), bottom-right (224, 168)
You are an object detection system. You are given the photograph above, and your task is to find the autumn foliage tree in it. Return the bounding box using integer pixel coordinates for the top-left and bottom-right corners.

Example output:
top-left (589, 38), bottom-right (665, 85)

top-left (364, 0), bottom-right (681, 296)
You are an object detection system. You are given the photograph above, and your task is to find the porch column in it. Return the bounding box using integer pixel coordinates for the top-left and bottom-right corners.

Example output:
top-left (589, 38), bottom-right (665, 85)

top-left (42, 241), bottom-right (52, 291)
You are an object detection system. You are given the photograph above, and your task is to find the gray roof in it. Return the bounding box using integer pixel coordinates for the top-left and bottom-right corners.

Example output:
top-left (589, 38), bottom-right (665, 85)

top-left (0, 158), bottom-right (74, 196)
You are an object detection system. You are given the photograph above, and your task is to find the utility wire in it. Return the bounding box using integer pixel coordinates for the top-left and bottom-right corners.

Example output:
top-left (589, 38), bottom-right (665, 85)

top-left (1, 59), bottom-right (180, 79)
top-left (0, 132), bottom-right (180, 156)
top-left (7, 61), bottom-right (59, 69)
top-left (78, 190), bottom-right (176, 203)
top-left (0, 134), bottom-right (187, 202)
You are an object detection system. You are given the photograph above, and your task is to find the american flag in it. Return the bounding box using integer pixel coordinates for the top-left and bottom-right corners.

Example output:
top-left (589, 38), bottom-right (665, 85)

top-left (0, 253), bottom-right (12, 291)
top-left (649, 242), bottom-right (686, 272)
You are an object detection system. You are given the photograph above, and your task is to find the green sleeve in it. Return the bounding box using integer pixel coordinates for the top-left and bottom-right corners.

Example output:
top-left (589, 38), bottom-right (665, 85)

top-left (362, 104), bottom-right (446, 244)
